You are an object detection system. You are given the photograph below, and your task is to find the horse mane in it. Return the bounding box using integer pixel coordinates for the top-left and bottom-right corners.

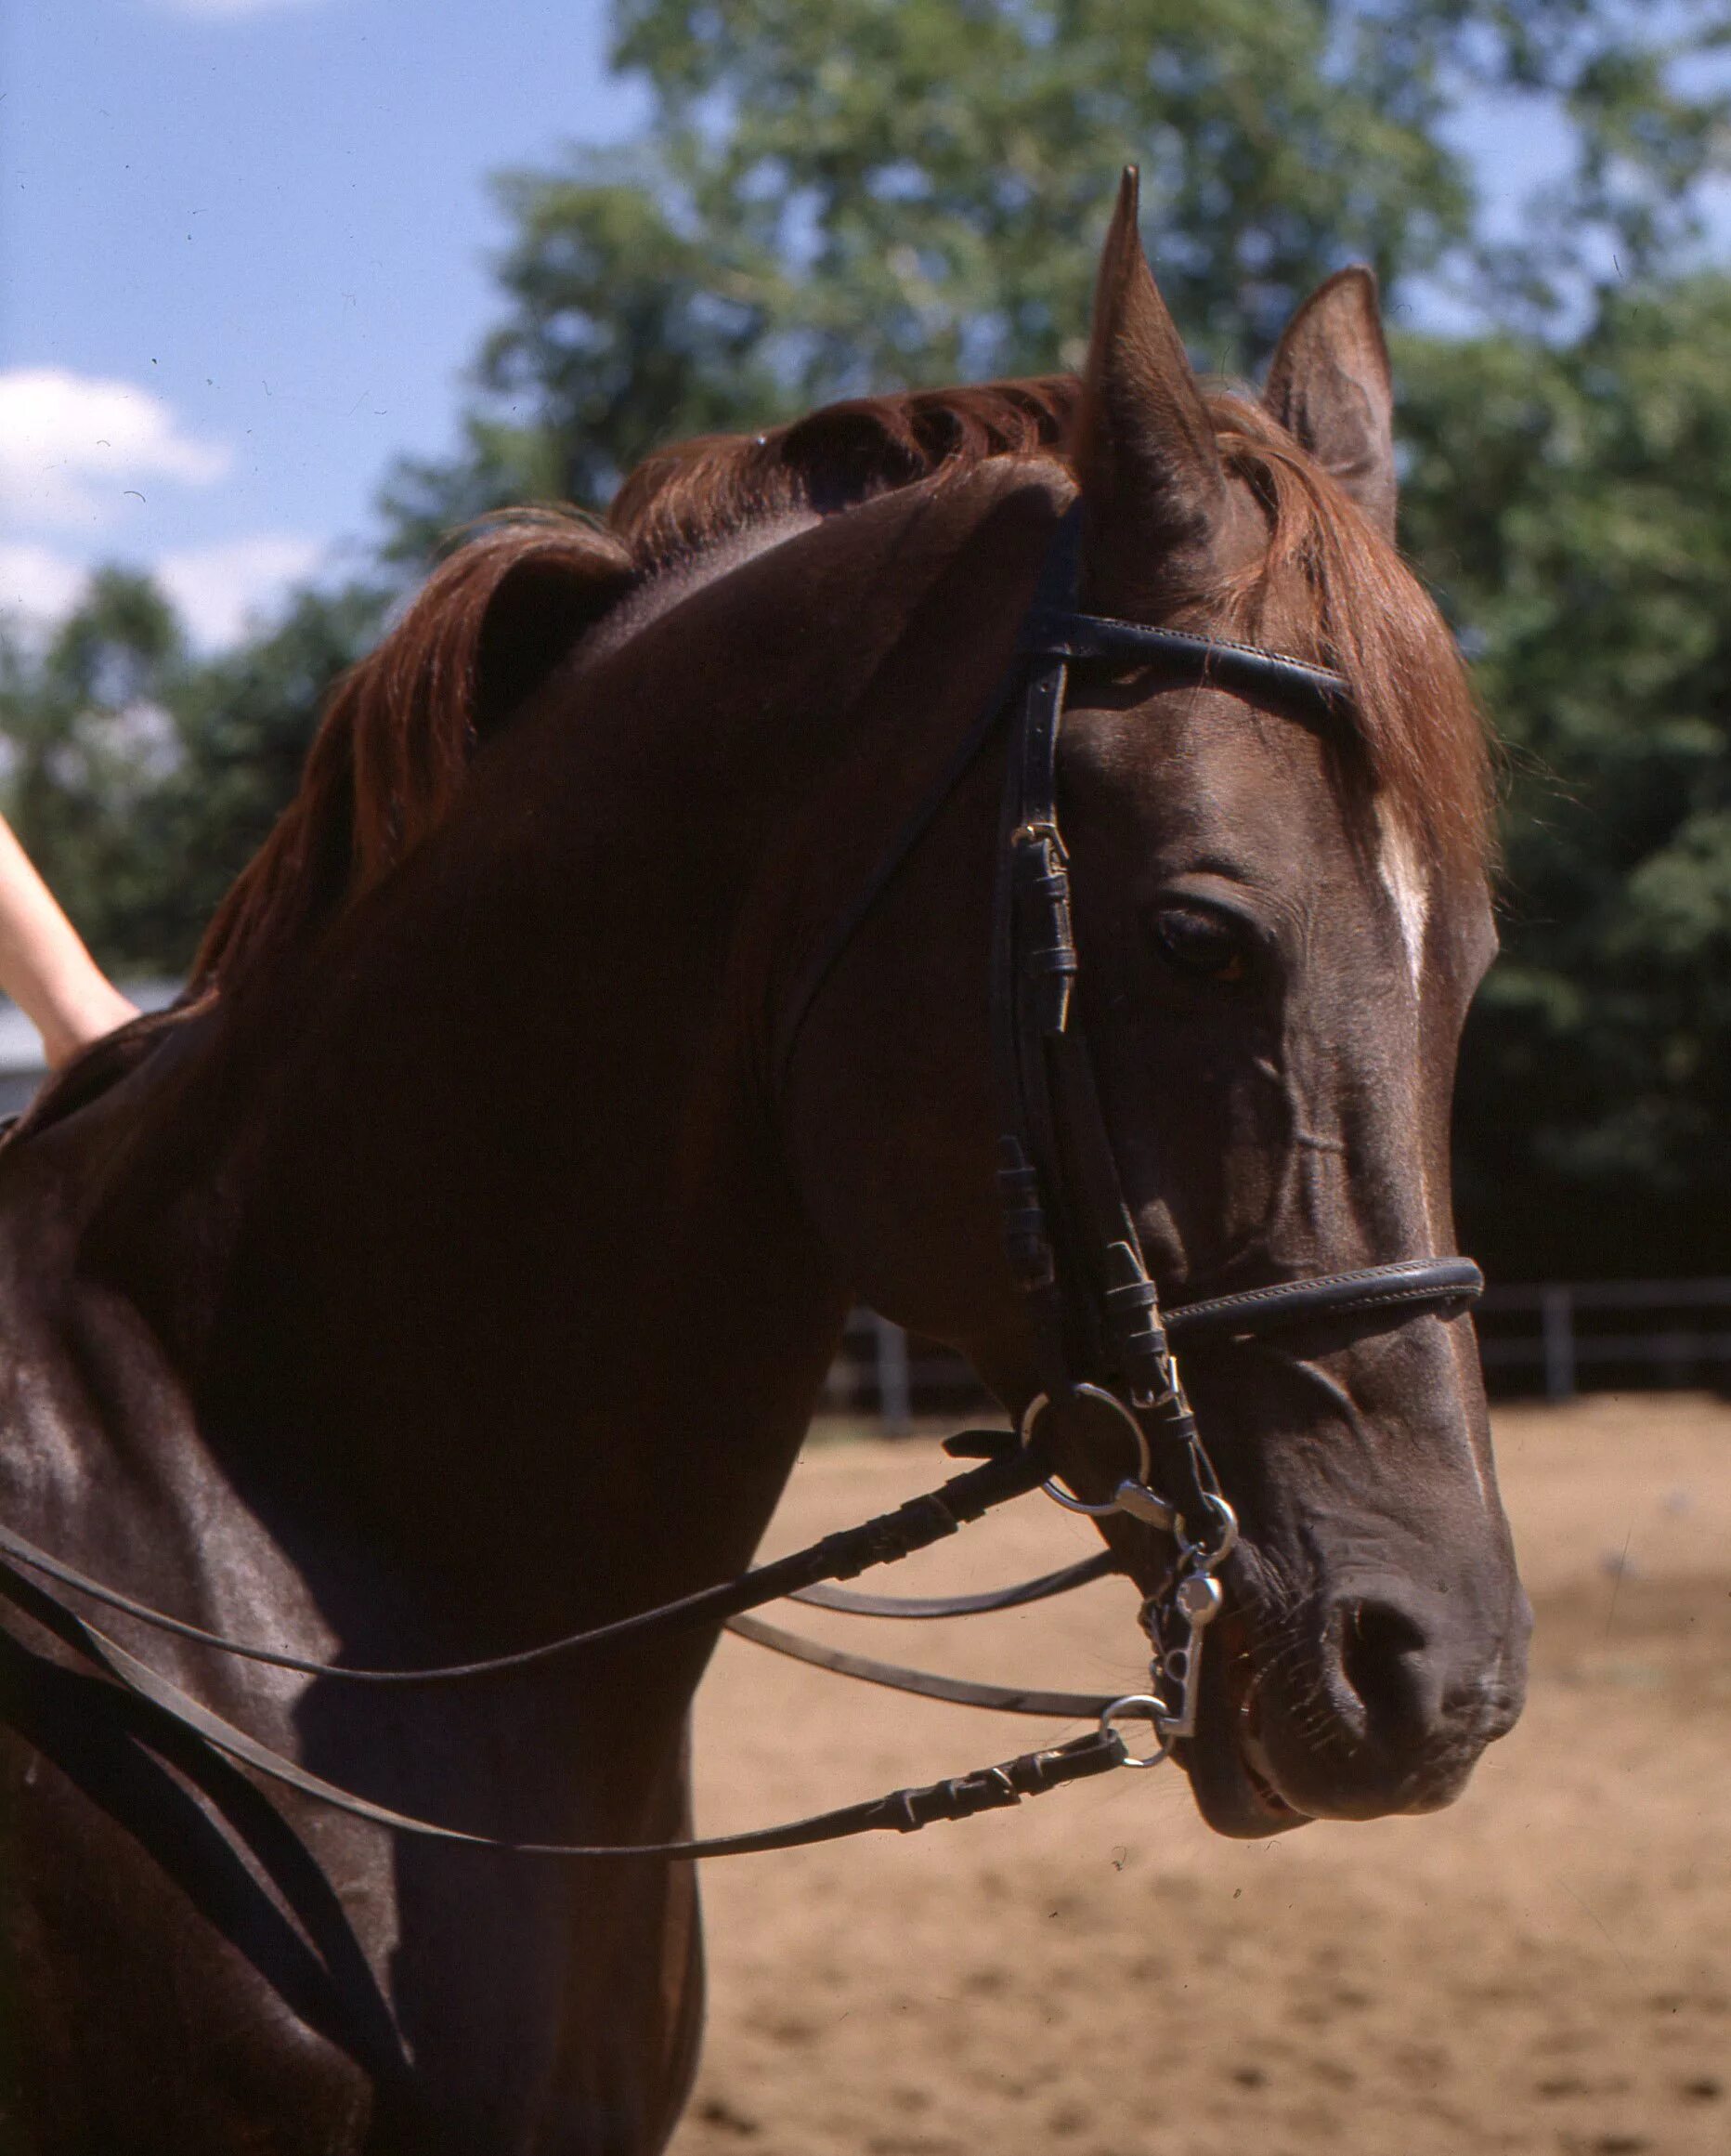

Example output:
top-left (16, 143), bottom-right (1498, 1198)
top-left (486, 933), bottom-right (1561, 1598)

top-left (189, 368), bottom-right (1484, 997)
top-left (610, 377), bottom-right (1080, 568)
top-left (190, 380), bottom-right (1079, 991)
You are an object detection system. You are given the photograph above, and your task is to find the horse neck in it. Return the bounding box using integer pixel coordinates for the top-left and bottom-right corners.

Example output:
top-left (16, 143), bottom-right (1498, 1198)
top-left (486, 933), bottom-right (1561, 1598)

top-left (61, 467), bottom-right (1063, 1633)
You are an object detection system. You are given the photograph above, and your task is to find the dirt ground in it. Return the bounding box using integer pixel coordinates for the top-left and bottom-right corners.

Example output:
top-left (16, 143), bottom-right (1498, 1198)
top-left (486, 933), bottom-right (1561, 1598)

top-left (670, 1395), bottom-right (1731, 2156)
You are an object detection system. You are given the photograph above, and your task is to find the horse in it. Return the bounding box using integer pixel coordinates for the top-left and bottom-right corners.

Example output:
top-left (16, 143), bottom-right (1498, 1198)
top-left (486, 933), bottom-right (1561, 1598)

top-left (0, 173), bottom-right (1528, 2152)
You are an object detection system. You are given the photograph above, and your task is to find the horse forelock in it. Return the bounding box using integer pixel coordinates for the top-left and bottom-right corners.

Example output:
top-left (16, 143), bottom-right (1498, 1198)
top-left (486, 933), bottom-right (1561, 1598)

top-left (1194, 390), bottom-right (1492, 885)
top-left (188, 370), bottom-right (1485, 1009)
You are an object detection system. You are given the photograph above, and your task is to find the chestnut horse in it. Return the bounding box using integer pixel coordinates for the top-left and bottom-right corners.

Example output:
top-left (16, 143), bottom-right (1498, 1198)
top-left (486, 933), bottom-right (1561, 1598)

top-left (0, 182), bottom-right (1527, 2152)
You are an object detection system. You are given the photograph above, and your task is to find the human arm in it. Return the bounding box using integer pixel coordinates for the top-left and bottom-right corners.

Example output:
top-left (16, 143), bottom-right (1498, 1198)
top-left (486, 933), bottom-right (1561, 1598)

top-left (0, 816), bottom-right (139, 1068)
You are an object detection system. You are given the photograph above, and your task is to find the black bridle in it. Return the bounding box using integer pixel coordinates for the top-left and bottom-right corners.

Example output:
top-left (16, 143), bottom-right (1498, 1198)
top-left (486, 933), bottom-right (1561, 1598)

top-left (774, 498), bottom-right (1479, 1750)
top-left (774, 504), bottom-right (1477, 1425)
top-left (0, 503), bottom-right (1481, 1860)
top-left (986, 504), bottom-right (1477, 1736)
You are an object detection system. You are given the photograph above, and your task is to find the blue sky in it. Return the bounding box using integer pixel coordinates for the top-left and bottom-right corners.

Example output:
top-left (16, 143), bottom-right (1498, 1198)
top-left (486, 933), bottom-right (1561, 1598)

top-left (0, 0), bottom-right (1698, 650)
top-left (2, 0), bottom-right (649, 644)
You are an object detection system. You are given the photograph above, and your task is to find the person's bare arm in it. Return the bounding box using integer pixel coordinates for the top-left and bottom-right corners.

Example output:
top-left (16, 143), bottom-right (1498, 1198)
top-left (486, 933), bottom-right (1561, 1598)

top-left (0, 816), bottom-right (139, 1068)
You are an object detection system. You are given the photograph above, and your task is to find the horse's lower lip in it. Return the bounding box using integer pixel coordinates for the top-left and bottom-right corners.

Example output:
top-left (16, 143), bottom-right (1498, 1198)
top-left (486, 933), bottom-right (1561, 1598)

top-left (1231, 1661), bottom-right (1308, 1823)
top-left (1167, 1614), bottom-right (1313, 1834)
top-left (1238, 1719), bottom-right (1305, 1822)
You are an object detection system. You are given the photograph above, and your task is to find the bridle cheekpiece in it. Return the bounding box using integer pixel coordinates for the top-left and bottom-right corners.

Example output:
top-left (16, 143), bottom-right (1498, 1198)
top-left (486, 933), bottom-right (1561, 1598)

top-left (970, 503), bottom-right (1479, 1747)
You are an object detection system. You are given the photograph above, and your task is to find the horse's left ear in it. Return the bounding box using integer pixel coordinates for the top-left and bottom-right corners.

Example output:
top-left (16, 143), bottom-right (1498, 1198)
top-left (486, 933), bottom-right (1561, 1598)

top-left (1264, 268), bottom-right (1398, 541)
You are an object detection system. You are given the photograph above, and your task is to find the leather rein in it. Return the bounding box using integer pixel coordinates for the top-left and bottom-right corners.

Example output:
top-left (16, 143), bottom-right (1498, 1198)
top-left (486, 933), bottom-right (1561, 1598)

top-left (0, 505), bottom-right (1482, 1861)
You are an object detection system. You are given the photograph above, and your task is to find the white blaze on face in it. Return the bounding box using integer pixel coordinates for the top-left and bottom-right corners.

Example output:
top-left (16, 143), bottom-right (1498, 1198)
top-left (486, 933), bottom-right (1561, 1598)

top-left (1376, 805), bottom-right (1430, 990)
top-left (1373, 807), bottom-right (1491, 1507)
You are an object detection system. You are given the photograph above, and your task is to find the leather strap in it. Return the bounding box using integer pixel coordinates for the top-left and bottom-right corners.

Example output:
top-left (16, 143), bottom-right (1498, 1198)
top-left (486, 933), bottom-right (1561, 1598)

top-left (788, 1547), bottom-right (1114, 1619)
top-left (1165, 1259), bottom-right (1483, 1340)
top-left (1020, 610), bottom-right (1350, 709)
top-left (0, 1445), bottom-right (1046, 1686)
top-left (724, 1614), bottom-right (1117, 1719)
top-left (989, 515), bottom-right (1223, 1538)
top-left (1, 1558), bottom-right (1124, 1861)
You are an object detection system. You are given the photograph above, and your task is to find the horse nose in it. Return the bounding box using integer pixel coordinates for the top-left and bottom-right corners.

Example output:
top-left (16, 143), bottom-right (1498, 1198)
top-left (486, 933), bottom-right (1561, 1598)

top-left (1267, 1577), bottom-right (1524, 1817)
top-left (1334, 1591), bottom-right (1448, 1749)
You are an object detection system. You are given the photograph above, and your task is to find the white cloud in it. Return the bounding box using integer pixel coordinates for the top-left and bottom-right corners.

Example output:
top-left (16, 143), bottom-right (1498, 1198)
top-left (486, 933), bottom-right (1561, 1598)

top-left (0, 542), bottom-right (88, 625)
top-left (155, 534), bottom-right (324, 647)
top-left (0, 368), bottom-right (229, 531)
top-left (0, 533), bottom-right (323, 651)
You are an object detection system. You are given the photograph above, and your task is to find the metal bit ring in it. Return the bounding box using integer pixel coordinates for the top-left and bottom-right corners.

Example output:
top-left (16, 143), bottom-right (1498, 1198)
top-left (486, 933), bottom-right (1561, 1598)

top-left (1022, 1386), bottom-right (1157, 1519)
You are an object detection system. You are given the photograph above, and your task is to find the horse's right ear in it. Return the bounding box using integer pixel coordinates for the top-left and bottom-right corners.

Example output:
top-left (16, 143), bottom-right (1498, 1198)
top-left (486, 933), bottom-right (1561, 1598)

top-left (1070, 167), bottom-right (1227, 611)
top-left (1264, 267), bottom-right (1398, 540)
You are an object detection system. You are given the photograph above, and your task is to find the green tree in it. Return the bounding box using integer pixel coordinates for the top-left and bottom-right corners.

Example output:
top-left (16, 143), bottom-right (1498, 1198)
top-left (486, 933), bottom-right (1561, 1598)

top-left (1399, 278), bottom-right (1731, 1275)
top-left (0, 570), bottom-right (185, 973)
top-left (387, 0), bottom-right (1729, 552)
top-left (0, 579), bottom-right (385, 978)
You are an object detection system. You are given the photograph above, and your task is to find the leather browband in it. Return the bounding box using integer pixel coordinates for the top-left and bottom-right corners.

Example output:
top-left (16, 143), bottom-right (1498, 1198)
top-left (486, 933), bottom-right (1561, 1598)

top-left (1021, 610), bottom-right (1352, 711)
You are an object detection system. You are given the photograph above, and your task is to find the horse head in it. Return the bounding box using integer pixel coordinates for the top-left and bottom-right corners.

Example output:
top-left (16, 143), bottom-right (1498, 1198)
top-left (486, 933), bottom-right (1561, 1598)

top-left (781, 173), bottom-right (1529, 1838)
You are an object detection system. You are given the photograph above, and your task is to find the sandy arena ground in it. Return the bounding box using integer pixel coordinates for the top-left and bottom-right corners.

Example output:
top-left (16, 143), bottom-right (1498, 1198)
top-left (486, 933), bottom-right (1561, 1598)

top-left (671, 1395), bottom-right (1731, 2156)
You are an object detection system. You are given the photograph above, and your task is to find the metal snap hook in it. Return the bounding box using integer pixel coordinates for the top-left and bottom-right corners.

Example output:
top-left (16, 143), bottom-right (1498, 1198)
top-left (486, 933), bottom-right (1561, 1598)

top-left (1179, 1494), bottom-right (1240, 1570)
top-left (1098, 1693), bottom-right (1172, 1770)
top-left (1111, 1480), bottom-right (1179, 1535)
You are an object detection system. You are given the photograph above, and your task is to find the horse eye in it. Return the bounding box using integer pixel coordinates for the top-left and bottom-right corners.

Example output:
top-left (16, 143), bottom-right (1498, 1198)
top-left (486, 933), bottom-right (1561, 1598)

top-left (1152, 905), bottom-right (1251, 984)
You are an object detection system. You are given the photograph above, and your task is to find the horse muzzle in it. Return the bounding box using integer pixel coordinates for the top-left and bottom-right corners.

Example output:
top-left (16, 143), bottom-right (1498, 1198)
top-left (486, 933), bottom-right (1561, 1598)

top-left (1177, 1566), bottom-right (1531, 1837)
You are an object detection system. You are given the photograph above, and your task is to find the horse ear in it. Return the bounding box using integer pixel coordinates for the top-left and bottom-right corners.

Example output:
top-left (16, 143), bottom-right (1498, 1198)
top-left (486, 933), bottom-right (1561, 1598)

top-left (1072, 166), bottom-right (1227, 609)
top-left (1264, 267), bottom-right (1398, 541)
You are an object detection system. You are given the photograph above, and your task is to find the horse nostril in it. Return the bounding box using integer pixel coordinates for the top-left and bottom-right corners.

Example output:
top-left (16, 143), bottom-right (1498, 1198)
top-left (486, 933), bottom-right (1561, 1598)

top-left (1253, 1580), bottom-right (1517, 1820)
top-left (1336, 1596), bottom-right (1439, 1744)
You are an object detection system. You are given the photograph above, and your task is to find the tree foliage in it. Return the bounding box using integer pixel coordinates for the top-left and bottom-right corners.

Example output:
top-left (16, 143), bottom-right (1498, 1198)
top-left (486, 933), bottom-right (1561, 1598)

top-left (0, 581), bottom-right (385, 976)
top-left (388, 0), bottom-right (1729, 548)
top-left (1399, 279), bottom-right (1731, 1273)
top-left (0, 573), bottom-right (187, 974)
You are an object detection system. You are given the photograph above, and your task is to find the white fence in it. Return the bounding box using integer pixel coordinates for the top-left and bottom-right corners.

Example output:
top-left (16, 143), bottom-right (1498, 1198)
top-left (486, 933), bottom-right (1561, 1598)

top-left (1475, 1277), bottom-right (1731, 1403)
top-left (825, 1278), bottom-right (1731, 1431)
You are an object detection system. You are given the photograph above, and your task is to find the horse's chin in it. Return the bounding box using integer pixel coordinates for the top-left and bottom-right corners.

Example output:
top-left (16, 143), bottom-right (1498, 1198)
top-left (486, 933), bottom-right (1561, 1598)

top-left (1173, 1612), bottom-right (1315, 1840)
